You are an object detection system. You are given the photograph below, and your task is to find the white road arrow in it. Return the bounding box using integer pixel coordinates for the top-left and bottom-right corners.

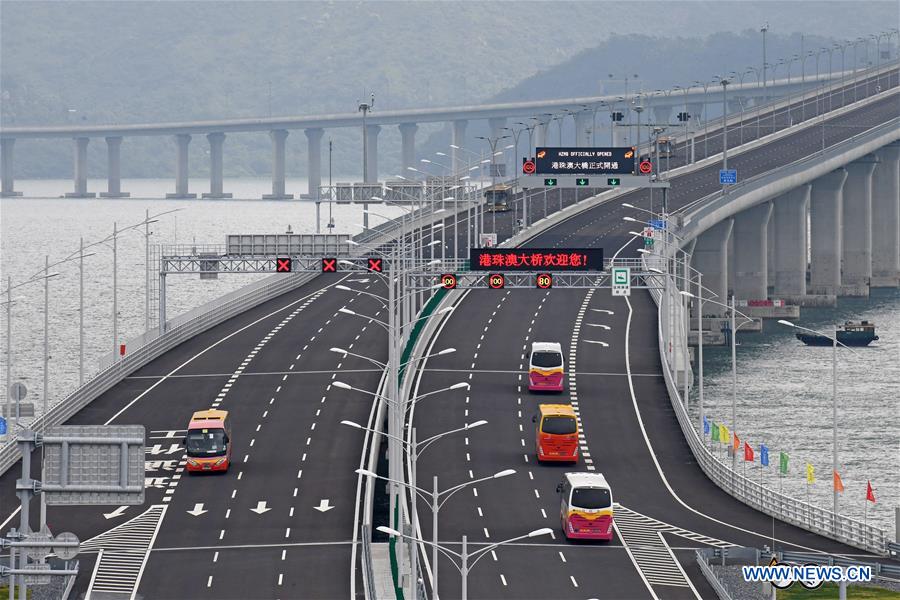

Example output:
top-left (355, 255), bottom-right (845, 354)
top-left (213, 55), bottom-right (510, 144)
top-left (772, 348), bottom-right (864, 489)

top-left (250, 501), bottom-right (272, 515)
top-left (186, 503), bottom-right (207, 516)
top-left (103, 506), bottom-right (128, 520)
top-left (590, 309), bottom-right (615, 315)
top-left (586, 323), bottom-right (611, 330)
top-left (314, 499), bottom-right (334, 513)
top-left (585, 340), bottom-right (609, 347)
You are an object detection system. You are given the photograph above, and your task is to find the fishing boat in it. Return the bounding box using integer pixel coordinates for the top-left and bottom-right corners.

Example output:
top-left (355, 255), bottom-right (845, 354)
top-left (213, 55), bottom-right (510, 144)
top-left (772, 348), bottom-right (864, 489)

top-left (796, 321), bottom-right (879, 347)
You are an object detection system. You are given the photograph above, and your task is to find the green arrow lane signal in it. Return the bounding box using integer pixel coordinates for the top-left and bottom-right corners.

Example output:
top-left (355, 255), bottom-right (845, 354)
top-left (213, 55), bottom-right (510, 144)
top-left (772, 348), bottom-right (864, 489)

top-left (607, 178), bottom-right (620, 186)
top-left (544, 178), bottom-right (557, 186)
top-left (614, 270), bottom-right (628, 284)
top-left (576, 178), bottom-right (589, 186)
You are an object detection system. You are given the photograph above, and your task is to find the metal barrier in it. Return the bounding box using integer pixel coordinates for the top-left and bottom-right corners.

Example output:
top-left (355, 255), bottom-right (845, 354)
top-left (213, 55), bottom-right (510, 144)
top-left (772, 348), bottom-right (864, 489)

top-left (695, 549), bottom-right (736, 600)
top-left (361, 523), bottom-right (378, 600)
top-left (779, 550), bottom-right (900, 581)
top-left (643, 256), bottom-right (892, 555)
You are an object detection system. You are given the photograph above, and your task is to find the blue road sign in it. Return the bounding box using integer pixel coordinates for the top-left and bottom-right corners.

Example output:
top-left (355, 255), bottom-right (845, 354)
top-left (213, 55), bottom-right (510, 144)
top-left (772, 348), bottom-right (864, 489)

top-left (0, 416), bottom-right (6, 435)
top-left (719, 169), bottom-right (737, 185)
top-left (649, 219), bottom-right (667, 229)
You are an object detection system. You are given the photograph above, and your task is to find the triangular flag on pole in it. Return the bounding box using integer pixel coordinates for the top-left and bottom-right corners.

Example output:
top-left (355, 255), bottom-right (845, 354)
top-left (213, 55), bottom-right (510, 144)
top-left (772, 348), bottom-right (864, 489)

top-left (760, 444), bottom-right (769, 467)
top-left (711, 421), bottom-right (720, 441)
top-left (703, 416), bottom-right (710, 436)
top-left (866, 481), bottom-right (876, 503)
top-left (833, 470), bottom-right (845, 493)
top-left (720, 424), bottom-right (728, 443)
top-left (744, 441), bottom-right (754, 462)
top-left (806, 463), bottom-right (815, 484)
top-left (733, 431), bottom-right (740, 451)
top-left (779, 451), bottom-right (789, 475)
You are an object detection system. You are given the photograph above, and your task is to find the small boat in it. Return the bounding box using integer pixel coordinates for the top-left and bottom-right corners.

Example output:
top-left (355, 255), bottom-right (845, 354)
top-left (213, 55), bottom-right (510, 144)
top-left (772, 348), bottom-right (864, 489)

top-left (796, 321), bottom-right (879, 347)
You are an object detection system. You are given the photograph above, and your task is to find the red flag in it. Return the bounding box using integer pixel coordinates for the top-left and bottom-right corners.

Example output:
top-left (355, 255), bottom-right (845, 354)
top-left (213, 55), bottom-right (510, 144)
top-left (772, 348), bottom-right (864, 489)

top-left (744, 441), bottom-right (754, 462)
top-left (833, 470), bottom-right (845, 493)
top-left (866, 481), bottom-right (876, 503)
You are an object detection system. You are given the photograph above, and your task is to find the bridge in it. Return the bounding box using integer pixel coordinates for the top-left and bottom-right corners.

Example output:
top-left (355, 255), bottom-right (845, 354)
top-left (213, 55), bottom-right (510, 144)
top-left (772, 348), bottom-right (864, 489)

top-left (1, 60), bottom-right (899, 600)
top-left (0, 71), bottom-right (847, 201)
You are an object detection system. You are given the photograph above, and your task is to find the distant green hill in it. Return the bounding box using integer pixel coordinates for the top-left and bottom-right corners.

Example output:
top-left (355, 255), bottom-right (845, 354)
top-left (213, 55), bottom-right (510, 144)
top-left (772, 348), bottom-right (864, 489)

top-left (0, 1), bottom-right (894, 179)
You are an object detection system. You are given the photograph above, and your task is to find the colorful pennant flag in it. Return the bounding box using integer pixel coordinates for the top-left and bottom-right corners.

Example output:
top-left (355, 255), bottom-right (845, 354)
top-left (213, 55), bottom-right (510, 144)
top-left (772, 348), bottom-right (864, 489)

top-left (719, 424), bottom-right (728, 443)
top-left (760, 444), bottom-right (769, 467)
top-left (833, 470), bottom-right (845, 493)
top-left (866, 481), bottom-right (876, 503)
top-left (744, 441), bottom-right (754, 462)
top-left (779, 451), bottom-right (789, 475)
top-left (703, 416), bottom-right (710, 436)
top-left (806, 463), bottom-right (815, 484)
top-left (733, 431), bottom-right (740, 451)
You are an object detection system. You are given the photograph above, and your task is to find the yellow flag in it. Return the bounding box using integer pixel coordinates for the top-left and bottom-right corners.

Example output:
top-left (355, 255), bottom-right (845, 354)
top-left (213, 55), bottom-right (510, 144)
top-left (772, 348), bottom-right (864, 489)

top-left (719, 424), bottom-right (728, 443)
top-left (806, 463), bottom-right (815, 484)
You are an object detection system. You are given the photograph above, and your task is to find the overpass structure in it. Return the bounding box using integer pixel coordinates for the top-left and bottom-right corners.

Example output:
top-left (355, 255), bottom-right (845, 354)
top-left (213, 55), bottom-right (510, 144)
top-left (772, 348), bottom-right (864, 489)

top-left (0, 70), bottom-right (854, 201)
top-left (1, 62), bottom-right (898, 600)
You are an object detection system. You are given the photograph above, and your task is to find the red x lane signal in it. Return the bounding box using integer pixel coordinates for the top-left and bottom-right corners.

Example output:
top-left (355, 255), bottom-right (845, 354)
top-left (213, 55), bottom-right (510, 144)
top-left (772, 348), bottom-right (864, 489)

top-left (322, 258), bottom-right (337, 273)
top-left (367, 257), bottom-right (383, 273)
top-left (276, 257), bottom-right (292, 273)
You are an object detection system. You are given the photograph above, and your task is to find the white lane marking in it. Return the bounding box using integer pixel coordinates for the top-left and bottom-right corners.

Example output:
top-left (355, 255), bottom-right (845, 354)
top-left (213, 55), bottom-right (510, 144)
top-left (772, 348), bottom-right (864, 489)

top-left (559, 551), bottom-right (566, 563)
top-left (500, 574), bottom-right (508, 586)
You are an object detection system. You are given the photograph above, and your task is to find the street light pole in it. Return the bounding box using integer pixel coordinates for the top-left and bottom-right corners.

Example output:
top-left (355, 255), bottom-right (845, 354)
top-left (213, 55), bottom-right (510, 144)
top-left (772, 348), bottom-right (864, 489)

top-left (761, 22), bottom-right (769, 103)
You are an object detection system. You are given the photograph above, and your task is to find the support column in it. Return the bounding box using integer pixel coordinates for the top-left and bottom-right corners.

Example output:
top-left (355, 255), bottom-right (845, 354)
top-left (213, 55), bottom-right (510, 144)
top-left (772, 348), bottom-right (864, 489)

top-left (305, 128), bottom-right (323, 199)
top-left (574, 112), bottom-right (592, 147)
top-left (727, 98), bottom-right (744, 114)
top-left (202, 132), bottom-right (232, 198)
top-left (533, 119), bottom-right (547, 149)
top-left (773, 184), bottom-right (811, 299)
top-left (263, 129), bottom-right (293, 200)
top-left (840, 155), bottom-right (878, 296)
top-left (451, 119), bottom-right (467, 173)
top-left (692, 218), bottom-right (734, 316)
top-left (871, 143), bottom-right (900, 287)
top-left (687, 103), bottom-right (704, 122)
top-left (651, 105), bottom-right (672, 125)
top-left (364, 124), bottom-right (380, 183)
top-left (809, 168), bottom-right (847, 297)
top-left (399, 123), bottom-right (417, 174)
top-left (65, 137), bottom-right (96, 198)
top-left (100, 137), bottom-right (129, 198)
top-left (732, 201), bottom-right (773, 301)
top-left (488, 117), bottom-right (507, 175)
top-left (1, 138), bottom-right (23, 197)
top-left (166, 134), bottom-right (196, 199)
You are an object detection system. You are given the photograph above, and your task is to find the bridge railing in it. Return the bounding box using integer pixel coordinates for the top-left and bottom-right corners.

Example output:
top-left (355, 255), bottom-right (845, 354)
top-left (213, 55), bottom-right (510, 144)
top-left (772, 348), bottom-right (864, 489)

top-left (643, 255), bottom-right (892, 555)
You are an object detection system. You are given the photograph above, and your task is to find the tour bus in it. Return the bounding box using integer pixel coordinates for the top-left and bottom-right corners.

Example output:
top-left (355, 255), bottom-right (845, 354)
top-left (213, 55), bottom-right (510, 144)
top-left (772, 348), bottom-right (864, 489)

top-left (533, 404), bottom-right (579, 463)
top-left (184, 409), bottom-right (232, 473)
top-left (484, 183), bottom-right (512, 212)
top-left (657, 135), bottom-right (675, 158)
top-left (528, 341), bottom-right (565, 392)
top-left (557, 472), bottom-right (614, 541)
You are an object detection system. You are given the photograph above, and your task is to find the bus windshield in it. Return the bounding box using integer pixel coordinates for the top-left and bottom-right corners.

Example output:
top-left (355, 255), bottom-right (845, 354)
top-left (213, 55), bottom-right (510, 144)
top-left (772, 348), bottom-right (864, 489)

top-left (185, 429), bottom-right (228, 458)
top-left (541, 416), bottom-right (577, 435)
top-left (571, 487), bottom-right (611, 510)
top-left (532, 351), bottom-right (562, 368)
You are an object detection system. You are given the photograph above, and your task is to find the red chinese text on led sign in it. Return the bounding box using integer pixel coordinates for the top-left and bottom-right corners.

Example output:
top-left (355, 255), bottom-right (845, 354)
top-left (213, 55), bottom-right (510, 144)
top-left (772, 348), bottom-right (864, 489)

top-left (469, 248), bottom-right (604, 271)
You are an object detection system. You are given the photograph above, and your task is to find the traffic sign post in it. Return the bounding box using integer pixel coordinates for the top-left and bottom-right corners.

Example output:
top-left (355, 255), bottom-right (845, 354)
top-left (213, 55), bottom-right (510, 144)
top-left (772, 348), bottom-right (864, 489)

top-left (612, 267), bottom-right (631, 296)
top-left (719, 169), bottom-right (737, 185)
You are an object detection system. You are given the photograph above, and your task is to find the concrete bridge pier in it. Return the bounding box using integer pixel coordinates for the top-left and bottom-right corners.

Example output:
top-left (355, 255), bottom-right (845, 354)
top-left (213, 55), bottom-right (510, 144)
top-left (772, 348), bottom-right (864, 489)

top-left (870, 143), bottom-right (900, 287)
top-left (99, 136), bottom-right (129, 198)
top-left (166, 134), bottom-right (196, 199)
top-left (574, 112), bottom-right (592, 147)
top-left (65, 137), bottom-right (96, 198)
top-left (687, 103), bottom-right (704, 123)
top-left (732, 201), bottom-right (773, 302)
top-left (305, 128), bottom-right (323, 199)
top-left (202, 132), bottom-right (232, 198)
top-left (450, 119), bottom-right (468, 173)
top-left (263, 130), bottom-right (293, 200)
top-left (1, 138), bottom-right (23, 197)
top-left (728, 98), bottom-right (745, 114)
top-left (364, 124), bottom-right (380, 183)
top-left (772, 184), bottom-right (811, 301)
top-left (840, 155), bottom-right (878, 296)
top-left (651, 105), bottom-right (672, 126)
top-left (692, 218), bottom-right (733, 317)
top-left (399, 123), bottom-right (417, 174)
top-left (808, 168), bottom-right (847, 298)
top-left (489, 117), bottom-right (507, 174)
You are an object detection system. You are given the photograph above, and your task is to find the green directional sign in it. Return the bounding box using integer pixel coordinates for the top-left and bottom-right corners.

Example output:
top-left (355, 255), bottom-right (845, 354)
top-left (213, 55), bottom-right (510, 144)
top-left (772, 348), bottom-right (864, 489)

top-left (576, 178), bottom-right (590, 186)
top-left (612, 266), bottom-right (631, 297)
top-left (544, 178), bottom-right (558, 186)
top-left (607, 178), bottom-right (621, 186)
